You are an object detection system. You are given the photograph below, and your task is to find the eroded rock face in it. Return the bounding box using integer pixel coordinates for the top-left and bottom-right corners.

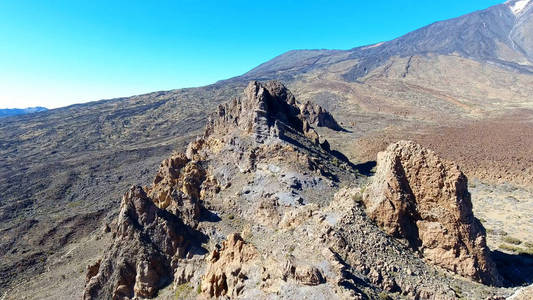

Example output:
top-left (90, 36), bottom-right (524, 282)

top-left (299, 101), bottom-right (343, 131)
top-left (83, 81), bottom-right (343, 299)
top-left (201, 233), bottom-right (258, 298)
top-left (83, 186), bottom-right (193, 300)
top-left (204, 81), bottom-right (341, 144)
top-left (283, 261), bottom-right (326, 286)
top-left (363, 140), bottom-right (501, 285)
top-left (82, 82), bottom-right (507, 299)
top-left (147, 153), bottom-right (219, 227)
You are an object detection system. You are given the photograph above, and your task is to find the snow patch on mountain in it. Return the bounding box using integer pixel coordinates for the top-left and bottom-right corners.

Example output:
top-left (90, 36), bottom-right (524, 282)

top-left (508, 0), bottom-right (531, 15)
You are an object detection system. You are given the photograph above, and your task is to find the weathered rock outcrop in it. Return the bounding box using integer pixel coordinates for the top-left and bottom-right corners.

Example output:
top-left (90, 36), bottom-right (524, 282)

top-left (201, 233), bottom-right (258, 298)
top-left (363, 140), bottom-right (501, 285)
top-left (84, 186), bottom-right (197, 299)
top-left (147, 152), bottom-right (219, 227)
top-left (83, 81), bottom-right (344, 299)
top-left (82, 82), bottom-right (510, 300)
top-left (283, 260), bottom-right (326, 286)
top-left (299, 101), bottom-right (343, 131)
top-left (204, 81), bottom-right (341, 145)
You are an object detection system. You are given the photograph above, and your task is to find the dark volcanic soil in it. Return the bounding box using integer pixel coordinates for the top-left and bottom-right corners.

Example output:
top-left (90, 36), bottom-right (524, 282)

top-left (352, 110), bottom-right (533, 188)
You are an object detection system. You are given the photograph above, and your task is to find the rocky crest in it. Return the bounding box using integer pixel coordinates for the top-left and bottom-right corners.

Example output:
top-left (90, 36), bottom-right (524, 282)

top-left (83, 83), bottom-right (508, 299)
top-left (363, 140), bottom-right (502, 285)
top-left (204, 80), bottom-right (340, 146)
top-left (82, 81), bottom-right (344, 299)
top-left (147, 152), bottom-right (219, 227)
top-left (299, 101), bottom-right (343, 131)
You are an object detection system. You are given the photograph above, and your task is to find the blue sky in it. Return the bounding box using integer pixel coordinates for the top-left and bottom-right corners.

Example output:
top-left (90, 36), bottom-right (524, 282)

top-left (0, 0), bottom-right (502, 109)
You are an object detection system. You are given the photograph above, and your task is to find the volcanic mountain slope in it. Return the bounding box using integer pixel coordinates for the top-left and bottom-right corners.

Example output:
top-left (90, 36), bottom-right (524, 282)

top-left (234, 0), bottom-right (533, 144)
top-left (241, 0), bottom-right (533, 82)
top-left (80, 81), bottom-right (516, 300)
top-left (235, 0), bottom-right (533, 189)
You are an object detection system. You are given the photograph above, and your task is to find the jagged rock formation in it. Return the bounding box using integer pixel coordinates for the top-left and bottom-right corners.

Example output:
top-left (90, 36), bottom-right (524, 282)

top-left (321, 188), bottom-right (458, 299)
top-left (83, 83), bottom-right (509, 300)
top-left (147, 152), bottom-right (219, 227)
top-left (83, 81), bottom-right (348, 299)
top-left (204, 80), bottom-right (341, 146)
top-left (363, 140), bottom-right (501, 285)
top-left (201, 233), bottom-right (258, 298)
top-left (84, 186), bottom-right (199, 299)
top-left (299, 101), bottom-right (343, 131)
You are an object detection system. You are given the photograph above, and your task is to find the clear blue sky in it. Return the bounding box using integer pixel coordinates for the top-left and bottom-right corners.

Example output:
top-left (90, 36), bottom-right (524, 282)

top-left (0, 0), bottom-right (503, 109)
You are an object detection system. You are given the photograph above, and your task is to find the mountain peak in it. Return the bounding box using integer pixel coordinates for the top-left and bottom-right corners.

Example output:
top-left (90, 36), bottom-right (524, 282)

top-left (507, 0), bottom-right (532, 15)
top-left (204, 80), bottom-right (342, 146)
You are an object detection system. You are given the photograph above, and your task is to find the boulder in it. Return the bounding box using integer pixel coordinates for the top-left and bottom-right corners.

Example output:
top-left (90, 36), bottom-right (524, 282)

top-left (363, 140), bottom-right (501, 285)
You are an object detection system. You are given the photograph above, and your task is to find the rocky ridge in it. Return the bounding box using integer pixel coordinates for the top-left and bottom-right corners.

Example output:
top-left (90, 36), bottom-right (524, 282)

top-left (4, 2), bottom-right (533, 297)
top-left (83, 81), bottom-right (510, 299)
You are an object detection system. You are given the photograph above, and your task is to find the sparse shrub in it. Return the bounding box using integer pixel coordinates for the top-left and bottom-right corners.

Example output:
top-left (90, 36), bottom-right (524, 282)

top-left (499, 243), bottom-right (520, 252)
top-left (196, 283), bottom-right (202, 294)
top-left (288, 245), bottom-right (295, 253)
top-left (452, 284), bottom-right (464, 299)
top-left (499, 243), bottom-right (512, 251)
top-left (175, 283), bottom-right (193, 298)
top-left (499, 243), bottom-right (533, 256)
top-left (378, 292), bottom-right (392, 300)
top-left (503, 236), bottom-right (522, 245)
top-left (360, 186), bottom-right (367, 194)
top-left (519, 248), bottom-right (533, 256)
top-left (352, 193), bottom-right (364, 204)
top-left (506, 195), bottom-right (518, 202)
top-left (67, 201), bottom-right (82, 208)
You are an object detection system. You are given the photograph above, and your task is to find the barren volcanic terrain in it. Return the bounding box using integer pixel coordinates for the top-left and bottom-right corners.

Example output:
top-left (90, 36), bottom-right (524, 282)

top-left (1, 0), bottom-right (533, 299)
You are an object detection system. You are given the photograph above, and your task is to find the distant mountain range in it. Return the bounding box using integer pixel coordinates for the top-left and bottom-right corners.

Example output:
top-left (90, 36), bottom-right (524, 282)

top-left (0, 106), bottom-right (48, 118)
top-left (237, 0), bottom-right (533, 82)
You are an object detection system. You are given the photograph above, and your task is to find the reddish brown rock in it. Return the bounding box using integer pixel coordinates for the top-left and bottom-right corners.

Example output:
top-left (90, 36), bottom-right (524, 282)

top-left (363, 140), bottom-right (501, 285)
top-left (147, 153), bottom-right (219, 227)
top-left (201, 233), bottom-right (258, 298)
top-left (85, 260), bottom-right (101, 284)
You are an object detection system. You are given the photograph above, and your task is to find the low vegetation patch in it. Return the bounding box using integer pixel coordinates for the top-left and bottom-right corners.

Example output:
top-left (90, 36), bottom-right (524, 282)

top-left (175, 283), bottom-right (194, 299)
top-left (502, 236), bottom-right (522, 245)
top-left (499, 243), bottom-right (533, 256)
